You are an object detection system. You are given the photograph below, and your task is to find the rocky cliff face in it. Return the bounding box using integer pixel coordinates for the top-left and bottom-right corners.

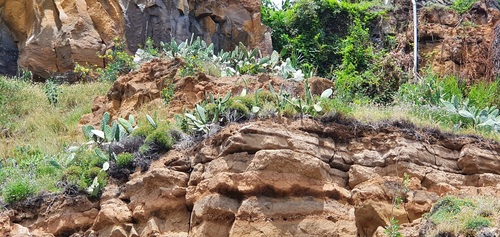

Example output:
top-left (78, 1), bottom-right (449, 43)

top-left (3, 60), bottom-right (500, 237)
top-left (0, 0), bottom-right (271, 79)
top-left (3, 118), bottom-right (500, 236)
top-left (389, 0), bottom-right (500, 81)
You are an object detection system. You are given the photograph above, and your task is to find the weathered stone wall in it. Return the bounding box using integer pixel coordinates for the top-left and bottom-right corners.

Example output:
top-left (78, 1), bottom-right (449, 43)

top-left (0, 0), bottom-right (271, 79)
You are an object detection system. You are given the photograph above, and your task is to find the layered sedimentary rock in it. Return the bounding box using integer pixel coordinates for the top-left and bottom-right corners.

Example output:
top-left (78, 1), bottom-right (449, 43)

top-left (5, 60), bottom-right (500, 236)
top-left (4, 118), bottom-right (500, 237)
top-left (0, 0), bottom-right (271, 79)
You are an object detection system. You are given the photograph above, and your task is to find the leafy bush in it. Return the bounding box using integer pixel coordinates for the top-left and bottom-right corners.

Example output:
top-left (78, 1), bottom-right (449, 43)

top-left (74, 37), bottom-right (135, 81)
top-left (2, 179), bottom-right (35, 204)
top-left (44, 80), bottom-right (61, 107)
top-left (452, 0), bottom-right (478, 13)
top-left (464, 216), bottom-right (491, 230)
top-left (262, 0), bottom-right (385, 78)
top-left (144, 125), bottom-right (175, 150)
top-left (467, 81), bottom-right (499, 109)
top-left (398, 72), bottom-right (464, 106)
top-left (162, 83), bottom-right (175, 105)
top-left (441, 95), bottom-right (500, 132)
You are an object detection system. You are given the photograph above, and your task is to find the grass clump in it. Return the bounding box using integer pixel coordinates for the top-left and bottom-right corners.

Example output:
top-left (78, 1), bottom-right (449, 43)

top-left (115, 153), bottom-right (134, 168)
top-left (422, 196), bottom-right (500, 236)
top-left (2, 179), bottom-right (35, 204)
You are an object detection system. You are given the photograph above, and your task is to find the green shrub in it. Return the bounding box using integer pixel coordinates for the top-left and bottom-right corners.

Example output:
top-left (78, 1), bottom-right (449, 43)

top-left (464, 216), bottom-right (491, 230)
top-left (116, 152), bottom-right (134, 168)
top-left (74, 37), bottom-right (135, 81)
top-left (467, 81), bottom-right (498, 109)
top-left (0, 77), bottom-right (25, 128)
top-left (397, 72), bottom-right (463, 106)
top-left (452, 0), bottom-right (478, 13)
top-left (429, 196), bottom-right (475, 222)
top-left (44, 80), bottom-right (60, 107)
top-left (139, 144), bottom-right (150, 154)
top-left (162, 83), bottom-right (175, 105)
top-left (231, 95), bottom-right (256, 109)
top-left (228, 100), bottom-right (250, 115)
top-left (423, 196), bottom-right (499, 236)
top-left (144, 125), bottom-right (175, 150)
top-left (132, 122), bottom-right (156, 138)
top-left (2, 179), bottom-right (35, 203)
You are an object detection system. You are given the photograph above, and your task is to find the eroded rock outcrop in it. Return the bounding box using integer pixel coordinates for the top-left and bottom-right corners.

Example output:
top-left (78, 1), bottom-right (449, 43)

top-left (388, 0), bottom-right (500, 81)
top-left (5, 116), bottom-right (500, 236)
top-left (0, 0), bottom-right (271, 79)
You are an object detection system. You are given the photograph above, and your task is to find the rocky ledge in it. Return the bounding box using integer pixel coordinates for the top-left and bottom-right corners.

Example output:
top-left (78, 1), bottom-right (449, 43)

top-left (2, 116), bottom-right (500, 236)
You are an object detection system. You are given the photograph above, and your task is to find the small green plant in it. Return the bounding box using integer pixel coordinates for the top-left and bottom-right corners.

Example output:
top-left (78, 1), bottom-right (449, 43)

top-left (205, 91), bottom-right (232, 123)
top-left (421, 196), bottom-right (497, 236)
top-left (2, 179), bottom-right (35, 203)
top-left (441, 95), bottom-right (500, 131)
top-left (44, 80), bottom-right (60, 107)
top-left (384, 217), bottom-right (402, 237)
top-left (452, 0), bottom-right (477, 13)
top-left (185, 104), bottom-right (210, 134)
top-left (115, 152), bottom-right (134, 168)
top-left (144, 125), bottom-right (176, 150)
top-left (162, 83), bottom-right (175, 105)
top-left (269, 83), bottom-right (290, 117)
top-left (87, 161), bottom-right (109, 197)
top-left (384, 173), bottom-right (410, 237)
top-left (464, 216), bottom-right (491, 231)
top-left (82, 112), bottom-right (137, 143)
top-left (74, 37), bottom-right (136, 81)
top-left (287, 79), bottom-right (333, 117)
top-left (467, 81), bottom-right (498, 109)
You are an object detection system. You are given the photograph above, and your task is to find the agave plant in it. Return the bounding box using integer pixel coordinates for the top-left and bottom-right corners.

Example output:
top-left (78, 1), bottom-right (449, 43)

top-left (82, 112), bottom-right (137, 143)
top-left (441, 95), bottom-right (500, 131)
top-left (184, 104), bottom-right (210, 134)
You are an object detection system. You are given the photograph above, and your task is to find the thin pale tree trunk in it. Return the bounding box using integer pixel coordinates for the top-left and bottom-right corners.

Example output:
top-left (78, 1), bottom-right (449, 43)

top-left (412, 0), bottom-right (419, 81)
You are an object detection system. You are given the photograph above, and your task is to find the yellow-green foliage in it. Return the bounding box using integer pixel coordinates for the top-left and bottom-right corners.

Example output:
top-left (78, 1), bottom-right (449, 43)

top-left (116, 152), bottom-right (134, 167)
top-left (145, 125), bottom-right (175, 150)
top-left (2, 179), bottom-right (35, 204)
top-left (0, 77), bottom-right (111, 158)
top-left (228, 100), bottom-right (250, 115)
top-left (133, 116), bottom-right (176, 151)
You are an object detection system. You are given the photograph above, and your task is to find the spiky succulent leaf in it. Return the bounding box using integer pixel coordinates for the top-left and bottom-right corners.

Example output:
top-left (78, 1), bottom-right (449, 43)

top-left (146, 114), bottom-right (157, 129)
top-left (101, 112), bottom-right (110, 131)
top-left (111, 121), bottom-right (119, 141)
top-left (103, 125), bottom-right (113, 142)
top-left (95, 148), bottom-right (108, 161)
top-left (221, 91), bottom-right (231, 104)
top-left (195, 104), bottom-right (207, 124)
top-left (128, 115), bottom-right (135, 126)
top-left (118, 118), bottom-right (134, 134)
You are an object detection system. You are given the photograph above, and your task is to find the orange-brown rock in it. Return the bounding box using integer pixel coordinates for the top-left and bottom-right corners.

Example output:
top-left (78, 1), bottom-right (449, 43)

top-left (5, 117), bottom-right (500, 236)
top-left (7, 71), bottom-right (500, 236)
top-left (392, 0), bottom-right (500, 81)
top-left (0, 0), bottom-right (271, 79)
top-left (80, 58), bottom-right (303, 125)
